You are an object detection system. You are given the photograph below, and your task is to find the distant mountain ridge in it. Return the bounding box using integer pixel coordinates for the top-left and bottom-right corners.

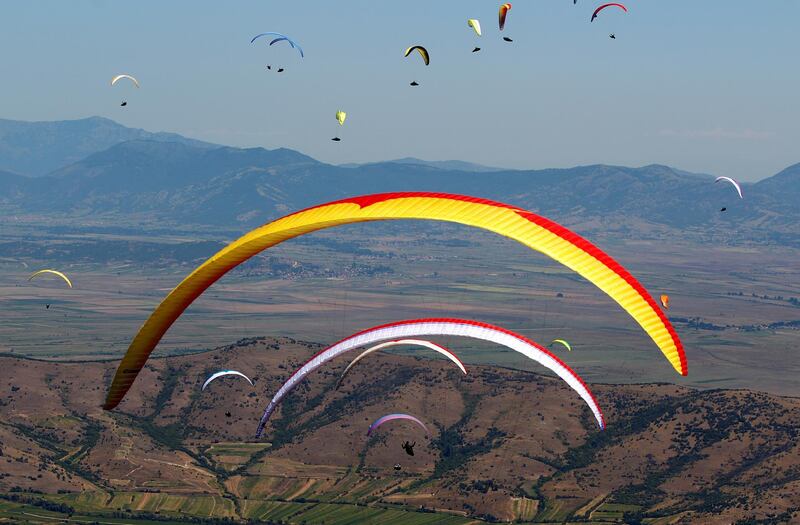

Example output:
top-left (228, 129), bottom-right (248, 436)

top-left (343, 157), bottom-right (504, 172)
top-left (0, 116), bottom-right (216, 176)
top-left (0, 117), bottom-right (798, 244)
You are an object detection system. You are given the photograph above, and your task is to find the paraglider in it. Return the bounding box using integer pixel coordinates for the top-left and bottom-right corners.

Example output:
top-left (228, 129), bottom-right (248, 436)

top-left (250, 32), bottom-right (304, 58)
top-left (28, 269), bottom-right (72, 288)
top-left (393, 463), bottom-right (402, 471)
top-left (550, 339), bottom-right (572, 352)
top-left (467, 19), bottom-right (482, 37)
top-left (367, 413), bottom-right (429, 438)
top-left (201, 370), bottom-right (253, 391)
top-left (609, 33), bottom-right (616, 39)
top-left (499, 3), bottom-right (512, 31)
top-left (660, 295), bottom-right (670, 310)
top-left (720, 207), bottom-right (727, 212)
top-left (404, 46), bottom-right (430, 66)
top-left (402, 441), bottom-right (417, 456)
top-left (45, 304), bottom-right (50, 309)
top-left (715, 177), bottom-right (743, 199)
top-left (110, 74), bottom-right (140, 88)
top-left (336, 339), bottom-right (466, 389)
top-left (472, 47), bottom-right (481, 53)
top-left (591, 3), bottom-right (627, 22)
top-left (503, 37), bottom-right (513, 42)
top-left (332, 110), bottom-right (346, 141)
top-left (255, 318), bottom-right (607, 437)
top-left (111, 75), bottom-right (139, 106)
top-left (103, 192), bottom-right (687, 412)
top-left (404, 46), bottom-right (428, 86)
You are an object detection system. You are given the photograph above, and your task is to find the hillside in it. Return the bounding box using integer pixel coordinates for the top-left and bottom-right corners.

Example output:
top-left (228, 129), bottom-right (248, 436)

top-left (2, 340), bottom-right (799, 524)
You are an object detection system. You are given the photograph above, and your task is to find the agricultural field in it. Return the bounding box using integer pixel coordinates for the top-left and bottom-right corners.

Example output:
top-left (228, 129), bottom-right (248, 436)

top-left (2, 225), bottom-right (800, 396)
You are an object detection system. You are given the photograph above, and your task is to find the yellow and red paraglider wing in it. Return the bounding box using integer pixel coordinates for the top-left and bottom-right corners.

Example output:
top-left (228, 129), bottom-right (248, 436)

top-left (104, 192), bottom-right (686, 410)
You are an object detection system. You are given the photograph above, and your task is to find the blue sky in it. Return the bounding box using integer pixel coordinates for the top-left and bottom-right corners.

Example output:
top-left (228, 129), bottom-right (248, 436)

top-left (0, 1), bottom-right (797, 180)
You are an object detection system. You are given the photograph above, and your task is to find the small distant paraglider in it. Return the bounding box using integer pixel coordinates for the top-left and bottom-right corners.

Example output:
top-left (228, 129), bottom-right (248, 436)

top-left (28, 269), bottom-right (73, 288)
top-left (499, 3), bottom-right (512, 31)
top-left (550, 339), bottom-right (572, 352)
top-left (367, 414), bottom-right (430, 438)
top-left (660, 294), bottom-right (670, 310)
top-left (467, 19), bottom-right (482, 37)
top-left (503, 37), bottom-right (513, 42)
top-left (202, 370), bottom-right (253, 391)
top-left (609, 33), bottom-right (616, 39)
top-left (252, 33), bottom-right (302, 74)
top-left (250, 32), bottom-right (304, 57)
top-left (336, 339), bottom-right (466, 389)
top-left (715, 176), bottom-right (744, 200)
top-left (111, 74), bottom-right (139, 107)
top-left (591, 3), bottom-right (627, 22)
top-left (393, 463), bottom-right (402, 471)
top-left (404, 46), bottom-right (430, 65)
top-left (332, 110), bottom-right (346, 142)
top-left (404, 45), bottom-right (429, 86)
top-left (410, 81), bottom-right (419, 87)
top-left (720, 207), bottom-right (727, 212)
top-left (110, 74), bottom-right (140, 88)
top-left (472, 47), bottom-right (481, 53)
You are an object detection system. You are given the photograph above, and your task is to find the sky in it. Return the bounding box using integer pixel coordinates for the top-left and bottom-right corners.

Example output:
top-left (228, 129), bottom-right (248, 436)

top-left (0, 1), bottom-right (797, 181)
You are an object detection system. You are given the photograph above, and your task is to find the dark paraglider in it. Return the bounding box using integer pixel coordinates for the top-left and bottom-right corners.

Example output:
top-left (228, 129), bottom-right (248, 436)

top-left (410, 81), bottom-right (419, 86)
top-left (402, 441), bottom-right (416, 456)
top-left (331, 137), bottom-right (341, 142)
top-left (503, 36), bottom-right (513, 42)
top-left (472, 47), bottom-right (481, 53)
top-left (120, 101), bottom-right (127, 106)
top-left (609, 33), bottom-right (616, 39)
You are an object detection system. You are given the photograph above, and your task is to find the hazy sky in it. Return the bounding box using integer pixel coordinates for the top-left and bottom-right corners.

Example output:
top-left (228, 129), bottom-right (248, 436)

top-left (0, 1), bottom-right (797, 180)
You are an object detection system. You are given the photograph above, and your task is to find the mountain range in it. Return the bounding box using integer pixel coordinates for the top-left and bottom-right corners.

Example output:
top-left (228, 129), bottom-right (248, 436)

top-left (0, 116), bottom-right (214, 177)
top-left (1, 117), bottom-right (798, 244)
